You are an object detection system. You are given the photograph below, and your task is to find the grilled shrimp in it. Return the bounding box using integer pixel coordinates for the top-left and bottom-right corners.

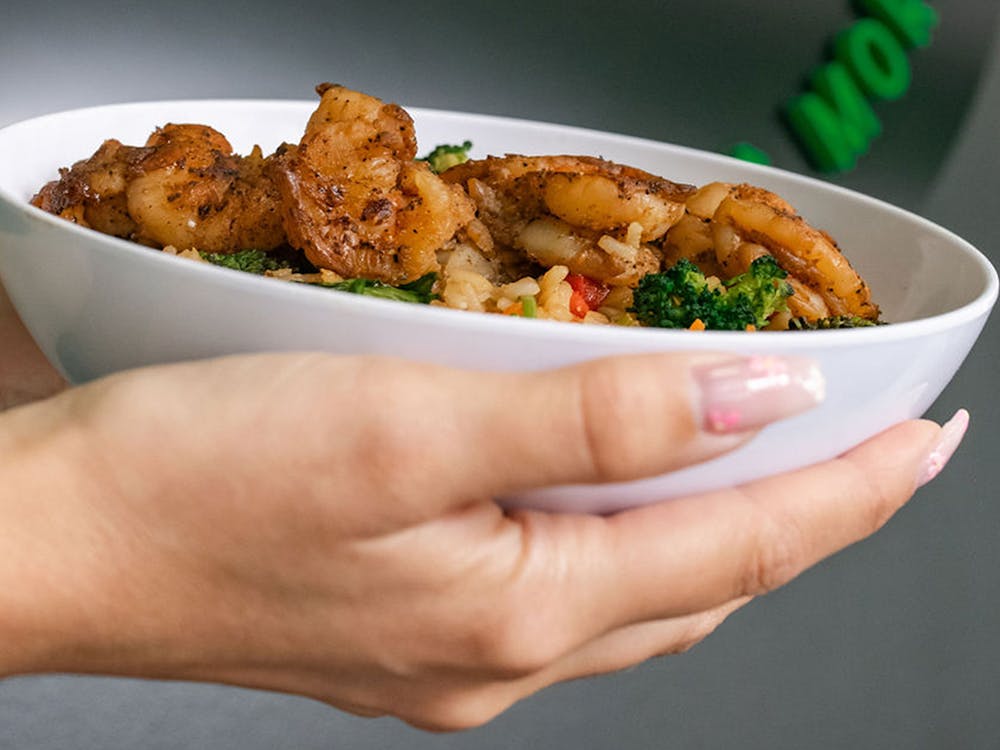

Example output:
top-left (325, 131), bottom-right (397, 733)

top-left (664, 182), bottom-right (879, 321)
top-left (31, 138), bottom-right (141, 238)
top-left (440, 155), bottom-right (694, 285)
top-left (269, 84), bottom-right (475, 283)
top-left (126, 125), bottom-right (284, 252)
top-left (31, 125), bottom-right (285, 253)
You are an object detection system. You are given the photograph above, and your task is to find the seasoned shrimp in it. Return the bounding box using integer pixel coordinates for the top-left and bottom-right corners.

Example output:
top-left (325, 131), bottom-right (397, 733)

top-left (125, 124), bottom-right (284, 252)
top-left (269, 84), bottom-right (475, 284)
top-left (31, 139), bottom-right (144, 238)
top-left (713, 184), bottom-right (878, 320)
top-left (32, 125), bottom-right (285, 253)
top-left (440, 155), bottom-right (694, 286)
top-left (664, 182), bottom-right (878, 321)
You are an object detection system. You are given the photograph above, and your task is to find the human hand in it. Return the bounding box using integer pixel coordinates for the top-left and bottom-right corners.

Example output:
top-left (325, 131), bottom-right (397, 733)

top-left (0, 279), bottom-right (66, 409)
top-left (0, 352), bottom-right (965, 731)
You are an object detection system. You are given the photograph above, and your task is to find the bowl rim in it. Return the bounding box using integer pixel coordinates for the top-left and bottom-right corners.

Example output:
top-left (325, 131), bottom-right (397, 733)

top-left (1, 97), bottom-right (996, 348)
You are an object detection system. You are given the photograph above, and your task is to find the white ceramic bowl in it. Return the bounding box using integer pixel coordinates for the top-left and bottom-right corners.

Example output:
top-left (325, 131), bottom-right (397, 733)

top-left (0, 100), bottom-right (996, 513)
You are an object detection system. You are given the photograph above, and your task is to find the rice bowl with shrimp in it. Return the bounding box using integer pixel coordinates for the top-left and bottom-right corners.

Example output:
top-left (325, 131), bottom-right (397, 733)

top-left (28, 84), bottom-right (883, 332)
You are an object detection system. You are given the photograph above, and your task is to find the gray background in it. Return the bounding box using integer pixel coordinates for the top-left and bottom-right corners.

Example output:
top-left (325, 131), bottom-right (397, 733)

top-left (2, 1), bottom-right (998, 747)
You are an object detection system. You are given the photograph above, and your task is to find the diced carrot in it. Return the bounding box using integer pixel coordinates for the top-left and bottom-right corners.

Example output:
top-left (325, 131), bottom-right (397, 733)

top-left (745, 324), bottom-right (757, 332)
top-left (689, 318), bottom-right (706, 331)
top-left (504, 301), bottom-right (524, 316)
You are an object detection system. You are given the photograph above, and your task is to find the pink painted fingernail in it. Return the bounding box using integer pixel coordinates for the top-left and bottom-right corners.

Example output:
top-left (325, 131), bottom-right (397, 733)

top-left (917, 409), bottom-right (969, 488)
top-left (694, 356), bottom-right (825, 435)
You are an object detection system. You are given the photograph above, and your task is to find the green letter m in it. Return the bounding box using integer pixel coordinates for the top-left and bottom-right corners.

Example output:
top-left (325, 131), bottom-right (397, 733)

top-left (786, 60), bottom-right (882, 172)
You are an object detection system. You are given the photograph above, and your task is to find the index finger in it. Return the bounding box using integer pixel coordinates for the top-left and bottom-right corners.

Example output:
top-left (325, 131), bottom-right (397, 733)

top-left (524, 412), bottom-right (965, 638)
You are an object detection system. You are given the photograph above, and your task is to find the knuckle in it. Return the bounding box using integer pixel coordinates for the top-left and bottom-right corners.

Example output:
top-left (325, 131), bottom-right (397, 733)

top-left (741, 505), bottom-right (807, 596)
top-left (855, 463), bottom-right (901, 537)
top-left (574, 358), bottom-right (649, 482)
top-left (461, 604), bottom-right (564, 678)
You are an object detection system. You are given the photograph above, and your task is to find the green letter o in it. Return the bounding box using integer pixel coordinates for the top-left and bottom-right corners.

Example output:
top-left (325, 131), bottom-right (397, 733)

top-left (836, 18), bottom-right (911, 101)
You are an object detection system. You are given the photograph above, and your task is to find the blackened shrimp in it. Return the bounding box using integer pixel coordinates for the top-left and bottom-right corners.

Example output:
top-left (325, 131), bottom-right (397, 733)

top-left (126, 125), bottom-right (284, 252)
top-left (664, 182), bottom-right (879, 321)
top-left (268, 84), bottom-right (475, 284)
top-left (31, 125), bottom-right (285, 253)
top-left (31, 138), bottom-right (142, 239)
top-left (440, 155), bottom-right (694, 286)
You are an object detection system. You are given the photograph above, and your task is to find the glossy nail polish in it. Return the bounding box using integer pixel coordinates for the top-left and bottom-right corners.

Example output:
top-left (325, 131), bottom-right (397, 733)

top-left (917, 409), bottom-right (970, 487)
top-left (694, 355), bottom-right (826, 435)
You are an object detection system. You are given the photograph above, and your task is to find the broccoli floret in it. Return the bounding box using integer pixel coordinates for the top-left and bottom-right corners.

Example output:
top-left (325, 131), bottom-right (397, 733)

top-left (630, 259), bottom-right (721, 329)
top-left (631, 257), bottom-right (793, 330)
top-left (788, 315), bottom-right (884, 330)
top-left (200, 249), bottom-right (289, 275)
top-left (319, 273), bottom-right (438, 304)
top-left (419, 141), bottom-right (473, 173)
top-left (722, 255), bottom-right (795, 329)
top-left (199, 248), bottom-right (436, 304)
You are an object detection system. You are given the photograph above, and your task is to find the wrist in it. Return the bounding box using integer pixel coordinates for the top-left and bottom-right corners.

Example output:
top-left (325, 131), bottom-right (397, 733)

top-left (0, 397), bottom-right (108, 677)
top-left (0, 286), bottom-right (67, 411)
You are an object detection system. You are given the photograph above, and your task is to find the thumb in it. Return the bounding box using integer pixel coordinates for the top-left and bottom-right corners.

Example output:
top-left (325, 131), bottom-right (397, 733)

top-left (435, 353), bottom-right (825, 501)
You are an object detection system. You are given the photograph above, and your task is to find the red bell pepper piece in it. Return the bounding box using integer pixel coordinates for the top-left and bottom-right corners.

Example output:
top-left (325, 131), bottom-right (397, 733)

top-left (566, 273), bottom-right (611, 317)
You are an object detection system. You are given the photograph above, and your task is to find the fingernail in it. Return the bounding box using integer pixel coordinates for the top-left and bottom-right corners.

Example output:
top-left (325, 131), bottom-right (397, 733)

top-left (917, 409), bottom-right (969, 488)
top-left (694, 355), bottom-right (825, 434)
